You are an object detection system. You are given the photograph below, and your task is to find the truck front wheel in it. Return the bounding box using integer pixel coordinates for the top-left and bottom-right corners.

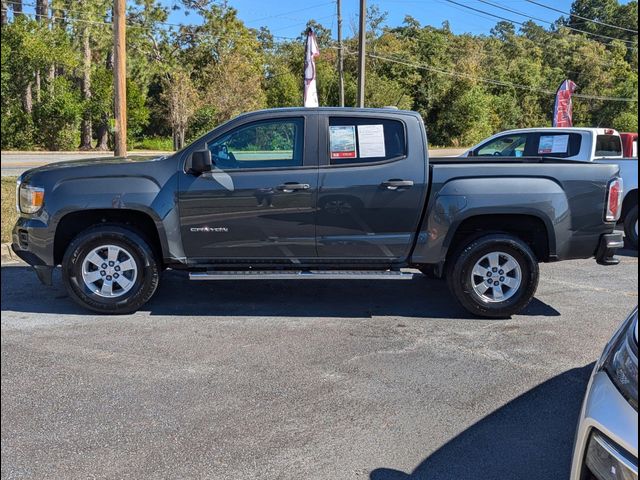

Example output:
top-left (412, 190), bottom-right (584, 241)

top-left (62, 225), bottom-right (160, 314)
top-left (447, 234), bottom-right (539, 318)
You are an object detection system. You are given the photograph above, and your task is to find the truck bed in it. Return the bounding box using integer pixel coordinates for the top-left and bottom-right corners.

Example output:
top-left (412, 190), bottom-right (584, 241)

top-left (430, 156), bottom-right (585, 164)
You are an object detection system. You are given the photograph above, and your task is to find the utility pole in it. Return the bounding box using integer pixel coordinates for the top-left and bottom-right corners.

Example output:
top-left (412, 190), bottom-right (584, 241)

top-left (113, 0), bottom-right (127, 157)
top-left (357, 0), bottom-right (366, 108)
top-left (337, 0), bottom-right (345, 107)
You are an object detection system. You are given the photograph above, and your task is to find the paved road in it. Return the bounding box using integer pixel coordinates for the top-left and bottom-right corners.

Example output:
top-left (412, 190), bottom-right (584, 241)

top-left (0, 151), bottom-right (168, 177)
top-left (1, 149), bottom-right (467, 176)
top-left (1, 249), bottom-right (637, 479)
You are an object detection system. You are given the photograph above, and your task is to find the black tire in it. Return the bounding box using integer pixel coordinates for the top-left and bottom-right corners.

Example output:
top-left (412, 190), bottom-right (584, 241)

top-left (62, 225), bottom-right (160, 314)
top-left (446, 234), bottom-right (539, 318)
top-left (624, 205), bottom-right (638, 250)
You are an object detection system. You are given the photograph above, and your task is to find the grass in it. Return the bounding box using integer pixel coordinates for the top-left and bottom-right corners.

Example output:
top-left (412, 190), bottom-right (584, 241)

top-left (1, 176), bottom-right (18, 244)
top-left (132, 136), bottom-right (175, 151)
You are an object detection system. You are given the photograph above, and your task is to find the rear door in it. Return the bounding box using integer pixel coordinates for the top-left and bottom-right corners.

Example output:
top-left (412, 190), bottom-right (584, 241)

top-left (178, 113), bottom-right (319, 261)
top-left (316, 112), bottom-right (428, 261)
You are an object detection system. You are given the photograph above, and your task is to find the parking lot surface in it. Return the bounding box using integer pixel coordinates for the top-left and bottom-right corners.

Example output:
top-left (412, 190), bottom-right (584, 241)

top-left (1, 250), bottom-right (637, 480)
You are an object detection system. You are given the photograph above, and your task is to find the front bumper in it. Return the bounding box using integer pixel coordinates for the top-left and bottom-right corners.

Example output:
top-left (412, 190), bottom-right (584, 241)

top-left (596, 233), bottom-right (625, 266)
top-left (11, 217), bottom-right (55, 286)
top-left (570, 371), bottom-right (638, 480)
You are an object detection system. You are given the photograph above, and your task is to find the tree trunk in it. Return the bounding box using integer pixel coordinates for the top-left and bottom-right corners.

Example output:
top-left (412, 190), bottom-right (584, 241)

top-left (23, 81), bottom-right (33, 114)
top-left (96, 121), bottom-right (109, 150)
top-left (35, 0), bottom-right (48, 21)
top-left (173, 128), bottom-right (185, 151)
top-left (35, 70), bottom-right (41, 102)
top-left (1, 0), bottom-right (8, 25)
top-left (79, 26), bottom-right (92, 150)
top-left (94, 50), bottom-right (113, 151)
top-left (47, 64), bottom-right (55, 93)
top-left (12, 0), bottom-right (23, 16)
top-left (172, 130), bottom-right (179, 151)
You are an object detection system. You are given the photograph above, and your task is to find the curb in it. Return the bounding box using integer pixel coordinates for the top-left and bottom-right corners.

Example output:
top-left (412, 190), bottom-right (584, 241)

top-left (1, 242), bottom-right (21, 264)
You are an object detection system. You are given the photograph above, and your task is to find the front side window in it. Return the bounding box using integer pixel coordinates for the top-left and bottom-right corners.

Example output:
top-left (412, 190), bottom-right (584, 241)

top-left (328, 117), bottom-right (407, 165)
top-left (208, 118), bottom-right (304, 170)
top-left (476, 134), bottom-right (529, 157)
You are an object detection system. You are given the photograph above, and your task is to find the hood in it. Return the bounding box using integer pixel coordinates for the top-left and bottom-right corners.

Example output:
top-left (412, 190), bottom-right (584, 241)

top-left (20, 155), bottom-right (169, 183)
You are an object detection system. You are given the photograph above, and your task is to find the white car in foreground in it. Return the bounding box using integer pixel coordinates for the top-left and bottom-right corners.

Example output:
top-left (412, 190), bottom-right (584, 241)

top-left (571, 307), bottom-right (638, 480)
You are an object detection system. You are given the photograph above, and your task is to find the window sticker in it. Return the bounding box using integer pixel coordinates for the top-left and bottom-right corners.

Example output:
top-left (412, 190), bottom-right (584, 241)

top-left (330, 126), bottom-right (357, 159)
top-left (357, 124), bottom-right (386, 158)
top-left (539, 135), bottom-right (570, 154)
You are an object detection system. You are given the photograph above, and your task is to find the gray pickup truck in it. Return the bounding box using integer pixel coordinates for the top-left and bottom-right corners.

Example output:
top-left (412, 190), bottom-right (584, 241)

top-left (12, 108), bottom-right (625, 318)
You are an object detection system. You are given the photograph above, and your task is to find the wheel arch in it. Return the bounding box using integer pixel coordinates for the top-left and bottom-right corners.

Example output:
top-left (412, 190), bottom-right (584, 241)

top-left (53, 208), bottom-right (168, 266)
top-left (445, 213), bottom-right (552, 263)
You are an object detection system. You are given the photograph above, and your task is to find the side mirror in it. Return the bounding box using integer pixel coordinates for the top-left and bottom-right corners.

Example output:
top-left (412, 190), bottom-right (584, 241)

top-left (189, 150), bottom-right (213, 175)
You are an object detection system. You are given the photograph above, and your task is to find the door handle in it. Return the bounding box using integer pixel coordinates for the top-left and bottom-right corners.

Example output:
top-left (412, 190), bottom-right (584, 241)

top-left (277, 183), bottom-right (311, 193)
top-left (382, 179), bottom-right (414, 190)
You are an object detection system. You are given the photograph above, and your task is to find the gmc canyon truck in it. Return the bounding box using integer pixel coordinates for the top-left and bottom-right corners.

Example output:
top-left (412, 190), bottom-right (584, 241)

top-left (12, 108), bottom-right (625, 318)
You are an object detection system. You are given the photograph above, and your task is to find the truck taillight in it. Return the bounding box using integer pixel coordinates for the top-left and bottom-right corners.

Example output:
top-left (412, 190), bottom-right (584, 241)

top-left (605, 178), bottom-right (623, 222)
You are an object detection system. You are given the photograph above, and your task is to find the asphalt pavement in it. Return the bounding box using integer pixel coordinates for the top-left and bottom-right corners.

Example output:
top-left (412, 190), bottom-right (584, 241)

top-left (1, 248), bottom-right (637, 480)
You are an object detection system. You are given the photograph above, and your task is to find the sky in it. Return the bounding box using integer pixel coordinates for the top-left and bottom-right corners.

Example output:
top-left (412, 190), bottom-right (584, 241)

top-left (164, 0), bottom-right (634, 39)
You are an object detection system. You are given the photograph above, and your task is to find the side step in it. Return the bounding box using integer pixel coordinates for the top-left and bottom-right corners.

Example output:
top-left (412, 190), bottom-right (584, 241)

top-left (189, 270), bottom-right (415, 281)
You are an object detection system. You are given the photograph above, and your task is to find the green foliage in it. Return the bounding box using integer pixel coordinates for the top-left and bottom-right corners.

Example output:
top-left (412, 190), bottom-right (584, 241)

top-left (33, 77), bottom-right (83, 150)
top-left (0, 0), bottom-right (637, 151)
top-left (133, 136), bottom-right (174, 151)
top-left (127, 80), bottom-right (150, 142)
top-left (187, 106), bottom-right (218, 143)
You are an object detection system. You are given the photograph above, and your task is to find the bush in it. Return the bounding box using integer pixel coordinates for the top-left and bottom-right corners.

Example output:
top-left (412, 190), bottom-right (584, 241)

top-left (33, 78), bottom-right (82, 150)
top-left (133, 136), bottom-right (174, 151)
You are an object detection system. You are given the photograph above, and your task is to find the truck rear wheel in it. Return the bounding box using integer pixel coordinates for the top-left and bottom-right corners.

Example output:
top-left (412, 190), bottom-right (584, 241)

top-left (447, 234), bottom-right (539, 318)
top-left (624, 205), bottom-right (638, 249)
top-left (62, 225), bottom-right (160, 314)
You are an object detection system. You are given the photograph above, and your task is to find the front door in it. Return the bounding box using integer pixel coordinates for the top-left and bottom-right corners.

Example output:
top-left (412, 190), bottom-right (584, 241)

top-left (178, 115), bottom-right (318, 262)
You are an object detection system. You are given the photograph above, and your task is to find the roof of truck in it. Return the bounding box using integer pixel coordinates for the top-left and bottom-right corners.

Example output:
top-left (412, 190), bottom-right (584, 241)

top-left (489, 127), bottom-right (620, 136)
top-left (236, 107), bottom-right (420, 117)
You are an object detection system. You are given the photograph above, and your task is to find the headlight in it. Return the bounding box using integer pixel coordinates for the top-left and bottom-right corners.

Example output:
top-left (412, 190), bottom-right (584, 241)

top-left (18, 183), bottom-right (45, 214)
top-left (601, 308), bottom-right (638, 411)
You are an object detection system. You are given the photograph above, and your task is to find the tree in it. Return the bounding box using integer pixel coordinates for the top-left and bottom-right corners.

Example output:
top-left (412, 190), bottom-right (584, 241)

top-left (162, 68), bottom-right (199, 150)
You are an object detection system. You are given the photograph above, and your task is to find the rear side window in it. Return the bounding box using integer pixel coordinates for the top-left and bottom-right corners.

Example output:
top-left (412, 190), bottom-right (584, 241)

top-left (328, 117), bottom-right (406, 165)
top-left (535, 133), bottom-right (582, 158)
top-left (595, 135), bottom-right (623, 157)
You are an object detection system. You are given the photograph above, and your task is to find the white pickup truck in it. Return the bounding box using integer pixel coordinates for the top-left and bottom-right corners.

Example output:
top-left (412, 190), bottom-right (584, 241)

top-left (464, 128), bottom-right (638, 248)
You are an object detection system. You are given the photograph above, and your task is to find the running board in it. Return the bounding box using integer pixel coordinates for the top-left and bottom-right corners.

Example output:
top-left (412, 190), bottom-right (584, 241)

top-left (189, 270), bottom-right (415, 281)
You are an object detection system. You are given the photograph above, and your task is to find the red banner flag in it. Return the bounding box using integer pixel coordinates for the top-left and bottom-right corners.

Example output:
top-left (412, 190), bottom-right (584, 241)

top-left (553, 80), bottom-right (578, 127)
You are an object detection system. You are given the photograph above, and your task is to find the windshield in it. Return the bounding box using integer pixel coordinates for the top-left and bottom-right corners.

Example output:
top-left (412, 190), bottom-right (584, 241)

top-left (595, 135), bottom-right (623, 157)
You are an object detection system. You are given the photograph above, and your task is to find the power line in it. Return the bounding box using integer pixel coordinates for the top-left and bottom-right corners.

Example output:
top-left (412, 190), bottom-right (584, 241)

top-left (524, 0), bottom-right (638, 35)
top-left (367, 52), bottom-right (638, 102)
top-left (474, 0), bottom-right (637, 45)
top-left (442, 0), bottom-right (637, 51)
top-left (5, 1), bottom-right (337, 33)
top-left (243, 2), bottom-right (335, 25)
